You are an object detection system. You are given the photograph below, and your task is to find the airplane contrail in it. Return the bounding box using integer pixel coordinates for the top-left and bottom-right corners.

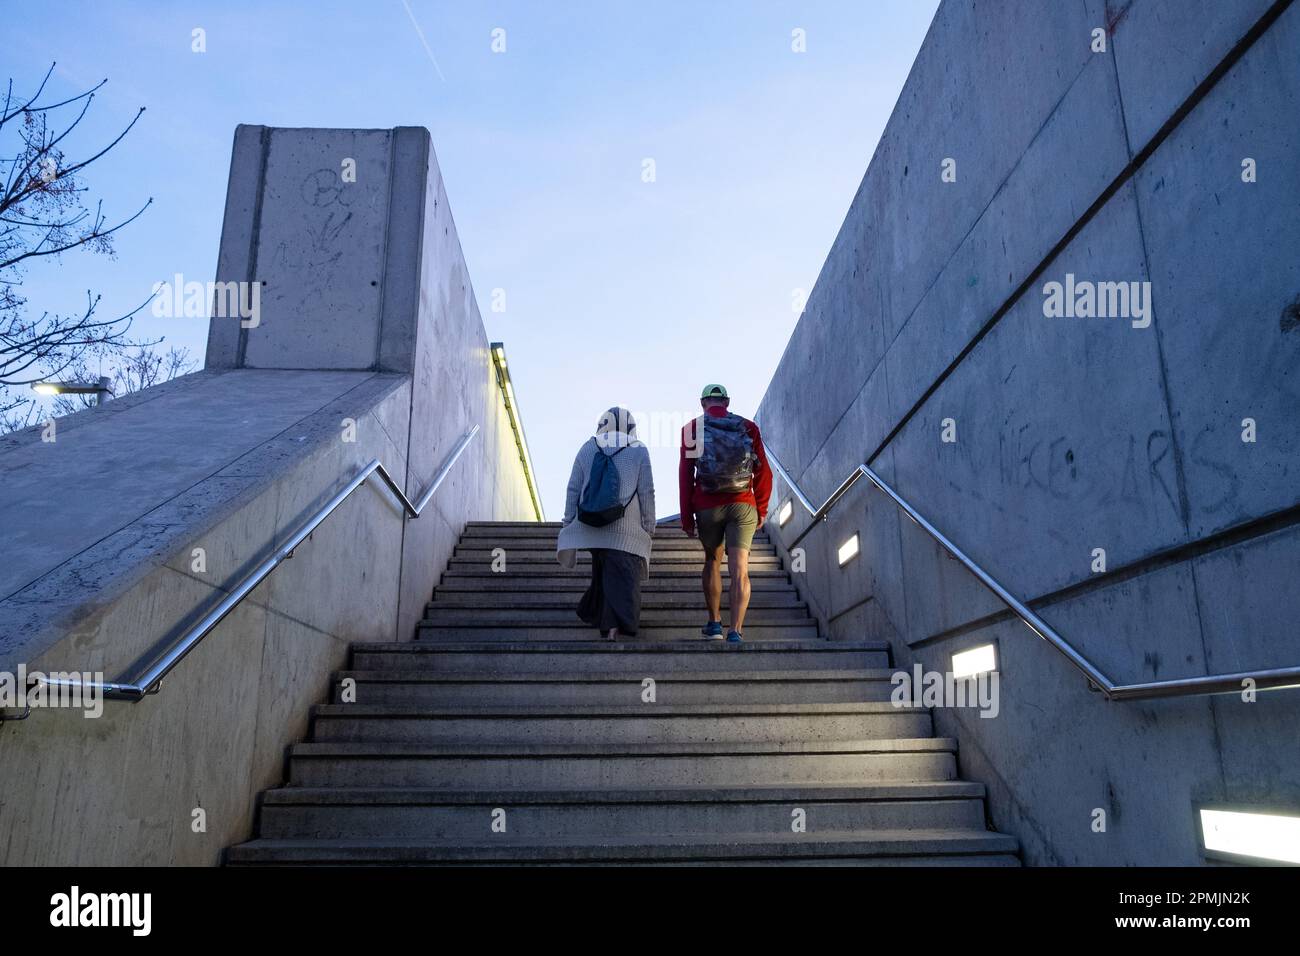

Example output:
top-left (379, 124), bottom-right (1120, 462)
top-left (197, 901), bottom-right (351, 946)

top-left (399, 0), bottom-right (446, 81)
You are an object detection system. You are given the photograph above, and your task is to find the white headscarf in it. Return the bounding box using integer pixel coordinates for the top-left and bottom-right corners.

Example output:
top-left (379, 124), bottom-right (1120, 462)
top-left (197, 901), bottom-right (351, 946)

top-left (595, 406), bottom-right (637, 449)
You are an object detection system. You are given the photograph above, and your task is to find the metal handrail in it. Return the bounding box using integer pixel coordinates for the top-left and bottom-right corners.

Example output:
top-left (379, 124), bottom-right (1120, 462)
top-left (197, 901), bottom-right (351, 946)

top-left (33, 426), bottom-right (480, 703)
top-left (766, 449), bottom-right (1300, 701)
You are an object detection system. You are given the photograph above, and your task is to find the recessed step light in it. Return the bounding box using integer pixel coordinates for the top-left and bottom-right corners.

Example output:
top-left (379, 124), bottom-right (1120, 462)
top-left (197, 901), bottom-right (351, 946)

top-left (952, 644), bottom-right (997, 679)
top-left (778, 499), bottom-right (794, 527)
top-left (1199, 808), bottom-right (1300, 864)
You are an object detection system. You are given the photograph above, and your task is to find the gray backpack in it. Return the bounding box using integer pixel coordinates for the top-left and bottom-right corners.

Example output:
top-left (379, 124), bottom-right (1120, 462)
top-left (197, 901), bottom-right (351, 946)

top-left (695, 414), bottom-right (756, 494)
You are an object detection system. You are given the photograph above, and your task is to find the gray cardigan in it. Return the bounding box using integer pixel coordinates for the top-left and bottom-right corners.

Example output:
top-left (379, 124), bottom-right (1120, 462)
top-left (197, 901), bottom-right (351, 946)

top-left (556, 436), bottom-right (656, 565)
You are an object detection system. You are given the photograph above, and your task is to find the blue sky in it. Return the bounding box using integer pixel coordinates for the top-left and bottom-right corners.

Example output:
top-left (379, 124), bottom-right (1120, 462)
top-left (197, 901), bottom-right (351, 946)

top-left (9, 0), bottom-right (937, 516)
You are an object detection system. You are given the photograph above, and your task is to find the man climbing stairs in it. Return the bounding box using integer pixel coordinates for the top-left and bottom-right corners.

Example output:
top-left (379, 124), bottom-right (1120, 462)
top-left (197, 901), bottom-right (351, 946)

top-left (226, 522), bottom-right (1018, 865)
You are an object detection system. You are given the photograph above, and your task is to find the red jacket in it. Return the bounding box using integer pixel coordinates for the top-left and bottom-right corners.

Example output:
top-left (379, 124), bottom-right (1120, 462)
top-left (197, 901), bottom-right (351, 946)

top-left (679, 406), bottom-right (772, 535)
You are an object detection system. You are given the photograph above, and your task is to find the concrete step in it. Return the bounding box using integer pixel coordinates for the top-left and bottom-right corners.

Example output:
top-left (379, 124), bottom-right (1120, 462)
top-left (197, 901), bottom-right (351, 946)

top-left (414, 621), bottom-right (820, 642)
top-left (349, 641), bottom-right (892, 673)
top-left (432, 577), bottom-right (798, 595)
top-left (254, 782), bottom-right (990, 840)
top-left (443, 565), bottom-right (790, 576)
top-left (438, 570), bottom-right (794, 587)
top-left (287, 737), bottom-right (957, 788)
top-left (419, 605), bottom-right (810, 626)
top-left (308, 702), bottom-right (933, 745)
top-left (428, 590), bottom-right (801, 608)
top-left (226, 829), bottom-right (1017, 866)
top-left (448, 551), bottom-right (784, 566)
top-left (223, 517), bottom-right (1022, 867)
top-left (330, 668), bottom-right (902, 705)
top-left (456, 538), bottom-right (776, 555)
top-left (465, 522), bottom-right (567, 528)
top-left (461, 522), bottom-right (763, 542)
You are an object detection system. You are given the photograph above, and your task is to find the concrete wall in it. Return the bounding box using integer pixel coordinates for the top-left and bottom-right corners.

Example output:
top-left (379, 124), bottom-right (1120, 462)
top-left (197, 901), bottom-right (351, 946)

top-left (0, 126), bottom-right (535, 864)
top-left (757, 0), bottom-right (1300, 865)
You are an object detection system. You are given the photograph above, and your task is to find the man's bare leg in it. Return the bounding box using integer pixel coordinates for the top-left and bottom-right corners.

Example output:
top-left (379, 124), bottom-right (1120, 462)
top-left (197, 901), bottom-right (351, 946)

top-left (727, 546), bottom-right (751, 634)
top-left (702, 544), bottom-right (724, 624)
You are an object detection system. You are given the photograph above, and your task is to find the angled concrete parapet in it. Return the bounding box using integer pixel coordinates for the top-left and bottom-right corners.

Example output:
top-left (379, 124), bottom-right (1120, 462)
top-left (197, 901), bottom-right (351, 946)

top-left (0, 126), bottom-right (535, 864)
top-left (205, 124), bottom-right (531, 640)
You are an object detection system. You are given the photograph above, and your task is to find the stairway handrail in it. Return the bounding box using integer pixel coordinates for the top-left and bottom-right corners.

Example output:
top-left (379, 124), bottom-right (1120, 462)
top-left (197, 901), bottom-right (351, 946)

top-left (765, 448), bottom-right (1300, 701)
top-left (31, 426), bottom-right (481, 704)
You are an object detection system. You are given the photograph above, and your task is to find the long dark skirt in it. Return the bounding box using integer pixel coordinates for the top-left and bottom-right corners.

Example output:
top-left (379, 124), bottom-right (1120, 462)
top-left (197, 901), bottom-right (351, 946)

top-left (577, 549), bottom-right (646, 636)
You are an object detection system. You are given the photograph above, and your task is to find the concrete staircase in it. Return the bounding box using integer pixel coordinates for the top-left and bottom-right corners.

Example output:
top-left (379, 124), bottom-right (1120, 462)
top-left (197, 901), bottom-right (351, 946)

top-left (227, 522), bottom-right (1018, 865)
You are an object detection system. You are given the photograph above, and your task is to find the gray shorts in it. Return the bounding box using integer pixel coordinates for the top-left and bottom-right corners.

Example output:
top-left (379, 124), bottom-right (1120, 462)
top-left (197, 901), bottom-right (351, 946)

top-left (696, 503), bottom-right (758, 553)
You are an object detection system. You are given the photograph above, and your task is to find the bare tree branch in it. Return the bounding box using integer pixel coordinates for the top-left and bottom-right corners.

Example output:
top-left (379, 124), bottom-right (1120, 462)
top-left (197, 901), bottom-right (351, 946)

top-left (0, 64), bottom-right (167, 434)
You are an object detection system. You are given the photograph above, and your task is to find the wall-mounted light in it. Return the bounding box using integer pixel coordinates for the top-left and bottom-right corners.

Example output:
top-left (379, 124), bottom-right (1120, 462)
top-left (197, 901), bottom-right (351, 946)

top-left (837, 533), bottom-right (859, 566)
top-left (1199, 808), bottom-right (1300, 864)
top-left (778, 499), bottom-right (793, 527)
top-left (30, 377), bottom-right (114, 405)
top-left (952, 643), bottom-right (997, 679)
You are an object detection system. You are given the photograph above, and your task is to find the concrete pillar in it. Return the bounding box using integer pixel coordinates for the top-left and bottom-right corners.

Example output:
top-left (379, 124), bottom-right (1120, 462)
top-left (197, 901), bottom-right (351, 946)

top-left (205, 125), bottom-right (432, 374)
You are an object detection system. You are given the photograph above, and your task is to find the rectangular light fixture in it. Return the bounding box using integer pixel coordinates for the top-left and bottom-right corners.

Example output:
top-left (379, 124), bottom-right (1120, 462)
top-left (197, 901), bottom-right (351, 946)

top-left (837, 533), bottom-right (859, 566)
top-left (778, 499), bottom-right (793, 527)
top-left (1199, 808), bottom-right (1300, 864)
top-left (952, 643), bottom-right (997, 678)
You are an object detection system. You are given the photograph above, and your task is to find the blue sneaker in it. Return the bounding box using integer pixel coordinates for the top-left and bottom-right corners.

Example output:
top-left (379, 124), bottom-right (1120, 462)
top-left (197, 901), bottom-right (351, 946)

top-left (701, 621), bottom-right (724, 640)
top-left (726, 630), bottom-right (744, 643)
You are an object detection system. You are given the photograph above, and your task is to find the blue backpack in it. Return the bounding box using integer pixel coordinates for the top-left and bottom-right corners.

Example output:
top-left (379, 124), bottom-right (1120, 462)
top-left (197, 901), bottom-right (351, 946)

top-left (578, 441), bottom-right (630, 527)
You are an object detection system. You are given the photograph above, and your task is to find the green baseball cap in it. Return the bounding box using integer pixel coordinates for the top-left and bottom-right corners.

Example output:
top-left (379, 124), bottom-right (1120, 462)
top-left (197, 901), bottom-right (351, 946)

top-left (700, 383), bottom-right (729, 399)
